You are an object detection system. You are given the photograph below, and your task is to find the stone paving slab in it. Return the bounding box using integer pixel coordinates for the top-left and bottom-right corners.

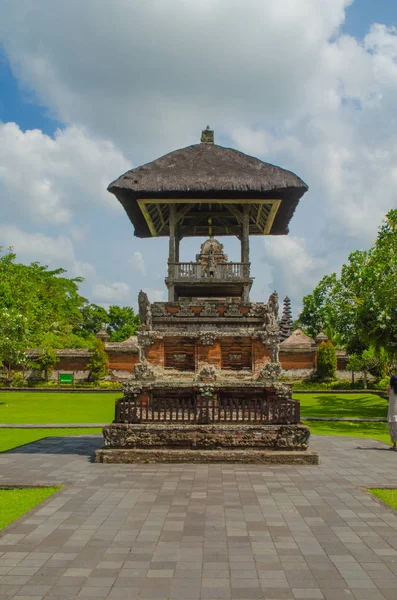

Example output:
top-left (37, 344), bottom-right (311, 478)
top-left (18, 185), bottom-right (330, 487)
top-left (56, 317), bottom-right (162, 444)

top-left (0, 434), bottom-right (396, 599)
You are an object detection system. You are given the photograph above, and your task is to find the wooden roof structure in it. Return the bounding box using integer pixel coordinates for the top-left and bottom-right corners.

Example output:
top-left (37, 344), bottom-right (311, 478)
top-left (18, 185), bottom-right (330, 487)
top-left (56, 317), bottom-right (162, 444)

top-left (280, 329), bottom-right (316, 349)
top-left (108, 128), bottom-right (308, 239)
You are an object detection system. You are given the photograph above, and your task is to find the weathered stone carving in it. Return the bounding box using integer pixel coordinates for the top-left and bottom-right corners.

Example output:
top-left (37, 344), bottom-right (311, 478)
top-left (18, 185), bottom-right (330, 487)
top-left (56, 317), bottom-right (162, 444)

top-left (138, 290), bottom-right (152, 328)
top-left (176, 303), bottom-right (193, 317)
top-left (151, 303), bottom-right (168, 317)
top-left (201, 301), bottom-right (219, 317)
top-left (258, 361), bottom-right (282, 382)
top-left (273, 382), bottom-right (293, 401)
top-left (173, 353), bottom-right (187, 363)
top-left (268, 291), bottom-right (279, 325)
top-left (224, 303), bottom-right (243, 317)
top-left (256, 323), bottom-right (280, 363)
top-left (197, 383), bottom-right (215, 397)
top-left (199, 331), bottom-right (217, 345)
top-left (198, 365), bottom-right (217, 381)
top-left (123, 381), bottom-right (143, 397)
top-left (248, 303), bottom-right (266, 318)
top-left (137, 329), bottom-right (159, 361)
top-left (134, 361), bottom-right (155, 381)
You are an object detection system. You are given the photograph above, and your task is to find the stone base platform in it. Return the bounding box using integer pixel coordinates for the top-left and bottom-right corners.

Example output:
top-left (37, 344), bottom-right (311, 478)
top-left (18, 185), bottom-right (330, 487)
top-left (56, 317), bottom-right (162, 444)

top-left (96, 422), bottom-right (318, 464)
top-left (95, 447), bottom-right (319, 464)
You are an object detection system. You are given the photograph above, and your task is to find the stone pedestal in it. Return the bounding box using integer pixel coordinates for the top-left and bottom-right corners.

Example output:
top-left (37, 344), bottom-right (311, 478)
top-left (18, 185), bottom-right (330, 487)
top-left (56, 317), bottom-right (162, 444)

top-left (94, 423), bottom-right (319, 464)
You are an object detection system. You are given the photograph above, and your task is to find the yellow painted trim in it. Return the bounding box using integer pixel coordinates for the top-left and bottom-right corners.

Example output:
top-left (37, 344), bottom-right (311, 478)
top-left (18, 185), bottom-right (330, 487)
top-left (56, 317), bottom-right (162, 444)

top-left (140, 198), bottom-right (279, 205)
top-left (138, 199), bottom-right (158, 237)
top-left (263, 200), bottom-right (281, 234)
top-left (138, 198), bottom-right (281, 236)
top-left (256, 203), bottom-right (263, 227)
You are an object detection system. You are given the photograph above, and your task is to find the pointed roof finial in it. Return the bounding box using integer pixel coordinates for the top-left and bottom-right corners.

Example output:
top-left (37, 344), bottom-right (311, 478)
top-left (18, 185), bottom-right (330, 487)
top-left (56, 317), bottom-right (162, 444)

top-left (201, 126), bottom-right (214, 144)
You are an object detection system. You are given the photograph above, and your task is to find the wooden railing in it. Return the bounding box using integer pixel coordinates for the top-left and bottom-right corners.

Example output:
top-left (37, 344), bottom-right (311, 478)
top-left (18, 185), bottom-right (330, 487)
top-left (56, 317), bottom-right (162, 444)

top-left (115, 393), bottom-right (300, 425)
top-left (168, 262), bottom-right (250, 280)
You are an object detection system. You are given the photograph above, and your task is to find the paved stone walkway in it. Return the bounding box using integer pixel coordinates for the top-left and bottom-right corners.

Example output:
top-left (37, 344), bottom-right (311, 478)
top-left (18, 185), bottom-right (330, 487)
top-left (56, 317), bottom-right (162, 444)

top-left (0, 434), bottom-right (397, 600)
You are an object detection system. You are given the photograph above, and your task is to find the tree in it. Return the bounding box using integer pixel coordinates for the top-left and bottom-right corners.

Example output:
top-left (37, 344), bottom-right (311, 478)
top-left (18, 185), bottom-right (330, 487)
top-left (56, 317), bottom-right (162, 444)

top-left (33, 347), bottom-right (58, 382)
top-left (347, 347), bottom-right (388, 388)
top-left (346, 354), bottom-right (363, 385)
top-left (0, 247), bottom-right (90, 349)
top-left (87, 340), bottom-right (108, 384)
top-left (107, 305), bottom-right (140, 341)
top-left (298, 274), bottom-right (340, 340)
top-left (80, 303), bottom-right (109, 336)
top-left (0, 309), bottom-right (30, 384)
top-left (298, 210), bottom-right (397, 355)
top-left (316, 341), bottom-right (337, 381)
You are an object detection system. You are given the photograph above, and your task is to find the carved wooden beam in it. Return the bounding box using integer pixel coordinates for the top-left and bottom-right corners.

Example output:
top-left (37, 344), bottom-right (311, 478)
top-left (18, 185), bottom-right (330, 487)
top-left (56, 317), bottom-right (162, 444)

top-left (225, 204), bottom-right (244, 224)
top-left (175, 203), bottom-right (195, 223)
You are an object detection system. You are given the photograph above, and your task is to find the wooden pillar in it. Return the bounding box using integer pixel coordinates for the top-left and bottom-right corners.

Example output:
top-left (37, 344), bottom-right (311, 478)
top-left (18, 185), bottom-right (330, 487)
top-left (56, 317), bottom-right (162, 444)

top-left (175, 225), bottom-right (181, 263)
top-left (168, 205), bottom-right (176, 263)
top-left (241, 204), bottom-right (250, 263)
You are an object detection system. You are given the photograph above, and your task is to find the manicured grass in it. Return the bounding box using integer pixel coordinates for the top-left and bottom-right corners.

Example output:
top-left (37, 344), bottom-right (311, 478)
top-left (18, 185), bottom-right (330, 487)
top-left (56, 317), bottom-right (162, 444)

top-left (0, 428), bottom-right (102, 452)
top-left (304, 420), bottom-right (390, 444)
top-left (0, 392), bottom-right (119, 423)
top-left (296, 393), bottom-right (388, 419)
top-left (0, 486), bottom-right (61, 530)
top-left (368, 488), bottom-right (397, 511)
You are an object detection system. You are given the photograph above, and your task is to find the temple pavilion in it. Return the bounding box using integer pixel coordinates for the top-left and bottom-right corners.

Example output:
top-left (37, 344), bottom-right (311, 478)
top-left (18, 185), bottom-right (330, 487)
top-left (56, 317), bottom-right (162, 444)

top-left (96, 127), bottom-right (317, 464)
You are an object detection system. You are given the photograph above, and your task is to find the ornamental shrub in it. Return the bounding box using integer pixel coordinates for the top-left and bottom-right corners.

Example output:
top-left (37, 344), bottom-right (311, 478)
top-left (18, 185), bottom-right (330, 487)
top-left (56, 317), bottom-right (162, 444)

top-left (316, 341), bottom-right (337, 381)
top-left (33, 347), bottom-right (58, 382)
top-left (11, 371), bottom-right (27, 388)
top-left (87, 339), bottom-right (108, 384)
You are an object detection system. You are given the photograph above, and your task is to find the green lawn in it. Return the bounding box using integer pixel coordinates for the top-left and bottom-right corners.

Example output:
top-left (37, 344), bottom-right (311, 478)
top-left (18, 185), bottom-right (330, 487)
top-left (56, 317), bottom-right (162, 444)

top-left (0, 428), bottom-right (102, 452)
top-left (368, 488), bottom-right (397, 511)
top-left (296, 392), bottom-right (388, 419)
top-left (0, 392), bottom-right (119, 423)
top-left (0, 391), bottom-right (388, 424)
top-left (0, 486), bottom-right (61, 530)
top-left (304, 420), bottom-right (390, 444)
top-left (0, 391), bottom-right (392, 450)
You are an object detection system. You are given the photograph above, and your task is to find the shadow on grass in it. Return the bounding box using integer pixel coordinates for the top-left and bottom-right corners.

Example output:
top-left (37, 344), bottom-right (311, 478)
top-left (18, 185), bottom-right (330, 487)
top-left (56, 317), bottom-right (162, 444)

top-left (307, 419), bottom-right (390, 443)
top-left (5, 435), bottom-right (102, 457)
top-left (300, 394), bottom-right (388, 418)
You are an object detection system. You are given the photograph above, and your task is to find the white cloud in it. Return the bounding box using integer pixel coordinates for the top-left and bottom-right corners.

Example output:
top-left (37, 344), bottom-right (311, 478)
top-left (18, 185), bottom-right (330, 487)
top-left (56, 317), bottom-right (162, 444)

top-left (129, 251), bottom-right (145, 275)
top-left (260, 237), bottom-right (328, 312)
top-left (143, 288), bottom-right (166, 303)
top-left (0, 224), bottom-right (96, 281)
top-left (1, 1), bottom-right (397, 309)
top-left (93, 282), bottom-right (130, 304)
top-left (0, 122), bottom-right (130, 225)
top-left (0, 0), bottom-right (354, 158)
top-left (0, 224), bottom-right (74, 263)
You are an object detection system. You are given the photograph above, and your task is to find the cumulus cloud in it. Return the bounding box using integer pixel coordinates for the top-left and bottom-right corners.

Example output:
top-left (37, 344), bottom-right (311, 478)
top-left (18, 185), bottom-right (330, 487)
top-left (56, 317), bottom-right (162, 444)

top-left (0, 0), bottom-right (354, 159)
top-left (259, 237), bottom-right (328, 312)
top-left (129, 251), bottom-right (145, 275)
top-left (0, 122), bottom-right (130, 225)
top-left (92, 282), bottom-right (130, 304)
top-left (1, 1), bottom-right (397, 308)
top-left (143, 288), bottom-right (166, 303)
top-left (0, 224), bottom-right (96, 281)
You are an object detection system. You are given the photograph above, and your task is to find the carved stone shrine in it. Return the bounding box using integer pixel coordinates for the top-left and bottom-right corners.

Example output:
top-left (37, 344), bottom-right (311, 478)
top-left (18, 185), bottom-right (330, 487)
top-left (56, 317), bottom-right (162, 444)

top-left (95, 127), bottom-right (318, 464)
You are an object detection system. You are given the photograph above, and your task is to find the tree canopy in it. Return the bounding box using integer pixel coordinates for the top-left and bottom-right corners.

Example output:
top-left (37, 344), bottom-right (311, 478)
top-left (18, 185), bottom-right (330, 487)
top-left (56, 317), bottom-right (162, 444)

top-left (0, 248), bottom-right (140, 358)
top-left (298, 210), bottom-right (397, 355)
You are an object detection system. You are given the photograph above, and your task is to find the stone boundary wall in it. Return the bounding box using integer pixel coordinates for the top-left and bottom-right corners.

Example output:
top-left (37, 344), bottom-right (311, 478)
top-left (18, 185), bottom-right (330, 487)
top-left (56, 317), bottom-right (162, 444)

top-left (11, 342), bottom-right (349, 382)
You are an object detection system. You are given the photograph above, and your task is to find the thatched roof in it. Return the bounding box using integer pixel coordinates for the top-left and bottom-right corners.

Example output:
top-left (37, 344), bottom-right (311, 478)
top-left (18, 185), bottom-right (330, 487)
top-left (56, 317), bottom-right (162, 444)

top-left (105, 336), bottom-right (139, 353)
top-left (108, 140), bottom-right (308, 238)
top-left (280, 328), bottom-right (316, 349)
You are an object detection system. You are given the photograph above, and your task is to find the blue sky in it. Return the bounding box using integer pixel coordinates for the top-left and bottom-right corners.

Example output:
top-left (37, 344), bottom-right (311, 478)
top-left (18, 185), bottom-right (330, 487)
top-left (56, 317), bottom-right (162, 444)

top-left (1, 0), bottom-right (397, 314)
